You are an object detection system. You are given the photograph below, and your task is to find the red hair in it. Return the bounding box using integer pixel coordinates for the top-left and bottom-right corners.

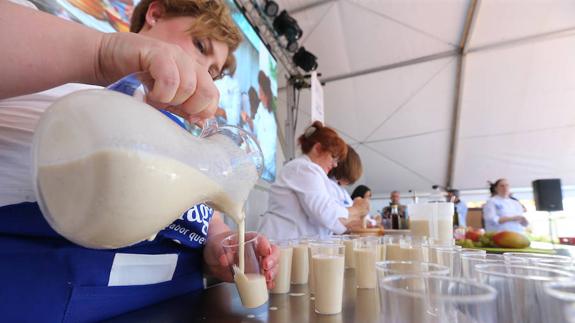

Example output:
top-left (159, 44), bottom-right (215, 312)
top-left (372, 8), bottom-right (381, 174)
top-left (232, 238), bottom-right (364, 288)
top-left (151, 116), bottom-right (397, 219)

top-left (298, 121), bottom-right (347, 160)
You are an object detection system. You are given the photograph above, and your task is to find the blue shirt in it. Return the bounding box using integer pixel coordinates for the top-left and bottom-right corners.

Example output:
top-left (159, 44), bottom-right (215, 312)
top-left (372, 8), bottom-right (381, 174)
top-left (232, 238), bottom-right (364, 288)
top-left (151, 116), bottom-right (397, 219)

top-left (455, 201), bottom-right (468, 227)
top-left (483, 196), bottom-right (525, 233)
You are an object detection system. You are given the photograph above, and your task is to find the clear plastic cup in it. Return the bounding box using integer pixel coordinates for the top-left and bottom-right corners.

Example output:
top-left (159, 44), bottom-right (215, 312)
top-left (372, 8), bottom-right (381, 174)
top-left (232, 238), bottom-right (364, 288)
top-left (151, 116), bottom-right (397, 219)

top-left (221, 232), bottom-right (268, 308)
top-left (544, 281), bottom-right (575, 323)
top-left (269, 239), bottom-right (293, 294)
top-left (310, 241), bottom-right (345, 315)
top-left (354, 237), bottom-right (379, 289)
top-left (386, 236), bottom-right (427, 262)
top-left (460, 253), bottom-right (527, 279)
top-left (376, 261), bottom-right (449, 278)
top-left (435, 247), bottom-right (464, 278)
top-left (476, 264), bottom-right (575, 323)
top-left (428, 244), bottom-right (461, 265)
top-left (503, 252), bottom-right (574, 266)
top-left (380, 275), bottom-right (497, 323)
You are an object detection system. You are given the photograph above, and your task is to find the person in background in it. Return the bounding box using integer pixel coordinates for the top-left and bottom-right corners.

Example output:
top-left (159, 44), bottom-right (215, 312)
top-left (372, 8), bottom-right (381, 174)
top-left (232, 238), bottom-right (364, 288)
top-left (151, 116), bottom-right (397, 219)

top-left (242, 71), bottom-right (277, 180)
top-left (259, 121), bottom-right (369, 239)
top-left (350, 185), bottom-right (381, 228)
top-left (214, 72), bottom-right (241, 126)
top-left (447, 189), bottom-right (467, 227)
top-left (328, 145), bottom-right (363, 208)
top-left (382, 190), bottom-right (408, 228)
top-left (483, 178), bottom-right (529, 233)
top-left (0, 1), bottom-right (279, 321)
top-left (240, 86), bottom-right (259, 133)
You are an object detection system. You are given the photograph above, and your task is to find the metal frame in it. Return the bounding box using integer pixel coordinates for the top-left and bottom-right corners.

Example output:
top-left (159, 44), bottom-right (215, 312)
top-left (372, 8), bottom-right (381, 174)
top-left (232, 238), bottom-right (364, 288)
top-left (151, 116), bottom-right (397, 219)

top-left (446, 0), bottom-right (480, 188)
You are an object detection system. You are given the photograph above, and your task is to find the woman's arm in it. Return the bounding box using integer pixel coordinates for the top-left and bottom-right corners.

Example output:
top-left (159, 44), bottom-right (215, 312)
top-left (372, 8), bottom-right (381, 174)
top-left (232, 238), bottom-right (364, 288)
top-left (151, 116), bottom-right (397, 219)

top-left (0, 2), bottom-right (219, 121)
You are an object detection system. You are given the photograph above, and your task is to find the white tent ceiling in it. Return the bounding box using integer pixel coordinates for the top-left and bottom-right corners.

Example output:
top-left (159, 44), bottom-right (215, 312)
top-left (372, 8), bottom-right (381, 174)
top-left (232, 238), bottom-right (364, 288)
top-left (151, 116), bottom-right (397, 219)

top-left (274, 0), bottom-right (575, 195)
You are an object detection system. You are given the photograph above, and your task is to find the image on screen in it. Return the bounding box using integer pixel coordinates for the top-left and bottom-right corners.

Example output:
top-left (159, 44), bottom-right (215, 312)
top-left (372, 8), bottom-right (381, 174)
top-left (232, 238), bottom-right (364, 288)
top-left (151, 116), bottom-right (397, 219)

top-left (216, 1), bottom-right (278, 182)
top-left (28, 0), bottom-right (278, 182)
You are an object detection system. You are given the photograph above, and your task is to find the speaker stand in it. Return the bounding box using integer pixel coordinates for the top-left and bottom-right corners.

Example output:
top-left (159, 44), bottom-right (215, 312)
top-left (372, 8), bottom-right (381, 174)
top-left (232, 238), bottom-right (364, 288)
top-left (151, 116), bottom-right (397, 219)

top-left (548, 211), bottom-right (556, 249)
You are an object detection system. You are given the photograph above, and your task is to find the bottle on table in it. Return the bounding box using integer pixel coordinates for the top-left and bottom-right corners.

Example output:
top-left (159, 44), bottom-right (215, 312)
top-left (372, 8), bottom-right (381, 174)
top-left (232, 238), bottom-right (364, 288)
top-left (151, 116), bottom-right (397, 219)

top-left (391, 205), bottom-right (400, 230)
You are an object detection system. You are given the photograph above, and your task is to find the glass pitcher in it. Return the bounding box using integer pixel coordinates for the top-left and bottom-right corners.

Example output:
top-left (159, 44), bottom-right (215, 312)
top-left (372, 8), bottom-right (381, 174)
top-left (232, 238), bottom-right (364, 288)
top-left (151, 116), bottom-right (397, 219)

top-left (32, 74), bottom-right (263, 249)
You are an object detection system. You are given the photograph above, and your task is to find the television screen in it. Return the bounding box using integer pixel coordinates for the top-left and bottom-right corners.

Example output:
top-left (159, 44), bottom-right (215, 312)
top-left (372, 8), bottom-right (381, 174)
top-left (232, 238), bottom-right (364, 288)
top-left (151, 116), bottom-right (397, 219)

top-left (215, 1), bottom-right (278, 182)
top-left (27, 0), bottom-right (279, 182)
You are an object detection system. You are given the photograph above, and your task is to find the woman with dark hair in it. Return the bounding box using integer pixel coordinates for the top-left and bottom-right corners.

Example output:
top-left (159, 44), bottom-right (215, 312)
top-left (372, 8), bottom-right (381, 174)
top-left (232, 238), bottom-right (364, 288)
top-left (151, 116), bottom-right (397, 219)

top-left (483, 178), bottom-right (529, 233)
top-left (350, 185), bottom-right (381, 227)
top-left (259, 122), bottom-right (369, 239)
top-left (351, 185), bottom-right (371, 200)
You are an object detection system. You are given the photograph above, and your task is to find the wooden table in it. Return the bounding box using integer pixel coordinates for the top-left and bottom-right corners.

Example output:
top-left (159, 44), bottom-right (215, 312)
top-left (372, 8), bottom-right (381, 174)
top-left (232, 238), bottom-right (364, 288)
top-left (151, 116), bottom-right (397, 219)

top-left (105, 269), bottom-right (380, 323)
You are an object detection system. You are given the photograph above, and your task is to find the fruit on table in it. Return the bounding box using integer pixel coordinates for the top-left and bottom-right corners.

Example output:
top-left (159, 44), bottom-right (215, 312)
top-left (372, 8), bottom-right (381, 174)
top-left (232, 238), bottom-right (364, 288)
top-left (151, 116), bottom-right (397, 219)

top-left (465, 230), bottom-right (482, 242)
top-left (492, 231), bottom-right (530, 249)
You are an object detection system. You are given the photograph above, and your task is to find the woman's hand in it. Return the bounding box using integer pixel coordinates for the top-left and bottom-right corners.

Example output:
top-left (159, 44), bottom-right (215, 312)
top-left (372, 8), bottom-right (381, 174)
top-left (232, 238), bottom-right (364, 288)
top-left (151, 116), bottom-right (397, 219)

top-left (203, 231), bottom-right (280, 289)
top-left (347, 197), bottom-right (370, 218)
top-left (98, 32), bottom-right (219, 123)
top-left (516, 215), bottom-right (529, 226)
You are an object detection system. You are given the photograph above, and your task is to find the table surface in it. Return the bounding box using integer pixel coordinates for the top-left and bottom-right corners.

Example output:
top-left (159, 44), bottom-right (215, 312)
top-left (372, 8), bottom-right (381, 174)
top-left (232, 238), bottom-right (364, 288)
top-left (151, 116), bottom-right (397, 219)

top-left (105, 269), bottom-right (379, 323)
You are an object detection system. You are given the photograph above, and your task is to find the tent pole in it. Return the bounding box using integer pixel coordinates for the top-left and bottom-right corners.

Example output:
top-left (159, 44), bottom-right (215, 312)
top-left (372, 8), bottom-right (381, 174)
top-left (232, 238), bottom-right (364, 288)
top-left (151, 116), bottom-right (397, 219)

top-left (284, 78), bottom-right (297, 162)
top-left (446, 0), bottom-right (480, 188)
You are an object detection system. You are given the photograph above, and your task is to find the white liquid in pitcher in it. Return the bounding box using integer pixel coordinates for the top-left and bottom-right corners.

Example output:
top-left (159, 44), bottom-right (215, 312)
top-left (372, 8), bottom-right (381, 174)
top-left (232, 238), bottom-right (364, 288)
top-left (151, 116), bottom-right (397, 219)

top-left (313, 255), bottom-right (345, 315)
top-left (38, 148), bottom-right (246, 248)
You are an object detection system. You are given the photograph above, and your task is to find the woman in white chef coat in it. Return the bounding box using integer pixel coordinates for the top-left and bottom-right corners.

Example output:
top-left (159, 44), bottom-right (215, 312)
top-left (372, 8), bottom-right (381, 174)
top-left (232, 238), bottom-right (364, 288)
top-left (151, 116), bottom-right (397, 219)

top-left (258, 122), bottom-right (369, 239)
top-left (483, 178), bottom-right (529, 233)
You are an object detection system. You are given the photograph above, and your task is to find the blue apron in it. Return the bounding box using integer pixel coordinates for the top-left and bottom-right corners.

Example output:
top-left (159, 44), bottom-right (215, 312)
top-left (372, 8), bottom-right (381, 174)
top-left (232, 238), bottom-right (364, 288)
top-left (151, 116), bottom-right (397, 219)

top-left (0, 81), bottom-right (214, 322)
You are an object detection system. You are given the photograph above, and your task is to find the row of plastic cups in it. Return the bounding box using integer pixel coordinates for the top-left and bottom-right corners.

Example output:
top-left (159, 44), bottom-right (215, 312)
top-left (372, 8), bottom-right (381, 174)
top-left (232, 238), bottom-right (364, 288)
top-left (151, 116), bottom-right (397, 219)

top-left (376, 257), bottom-right (575, 323)
top-left (475, 263), bottom-right (575, 323)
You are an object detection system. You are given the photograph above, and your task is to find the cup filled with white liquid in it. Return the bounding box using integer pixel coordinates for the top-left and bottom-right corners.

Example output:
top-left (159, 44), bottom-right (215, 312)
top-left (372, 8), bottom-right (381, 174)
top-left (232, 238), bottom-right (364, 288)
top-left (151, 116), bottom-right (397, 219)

top-left (269, 239), bottom-right (293, 294)
top-left (310, 241), bottom-right (345, 315)
top-left (291, 238), bottom-right (311, 285)
top-left (354, 237), bottom-right (378, 289)
top-left (222, 232), bottom-right (269, 308)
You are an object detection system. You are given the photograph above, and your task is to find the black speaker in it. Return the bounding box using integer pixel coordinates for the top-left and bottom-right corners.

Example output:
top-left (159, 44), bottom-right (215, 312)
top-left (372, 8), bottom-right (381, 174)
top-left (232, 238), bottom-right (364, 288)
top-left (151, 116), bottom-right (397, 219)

top-left (532, 179), bottom-right (563, 211)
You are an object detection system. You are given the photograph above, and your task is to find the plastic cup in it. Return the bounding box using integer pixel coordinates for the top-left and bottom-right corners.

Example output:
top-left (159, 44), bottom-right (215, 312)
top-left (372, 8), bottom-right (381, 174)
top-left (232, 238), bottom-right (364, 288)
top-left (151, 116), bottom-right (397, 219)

top-left (354, 237), bottom-right (379, 289)
top-left (460, 253), bottom-right (527, 279)
top-left (435, 247), bottom-right (461, 278)
top-left (310, 242), bottom-right (345, 315)
top-left (221, 232), bottom-right (268, 308)
top-left (380, 275), bottom-right (497, 323)
top-left (291, 238), bottom-right (310, 285)
top-left (337, 234), bottom-right (360, 269)
top-left (544, 281), bottom-right (575, 323)
top-left (376, 261), bottom-right (449, 278)
top-left (269, 239), bottom-right (293, 294)
top-left (476, 264), bottom-right (575, 323)
top-left (503, 252), bottom-right (574, 266)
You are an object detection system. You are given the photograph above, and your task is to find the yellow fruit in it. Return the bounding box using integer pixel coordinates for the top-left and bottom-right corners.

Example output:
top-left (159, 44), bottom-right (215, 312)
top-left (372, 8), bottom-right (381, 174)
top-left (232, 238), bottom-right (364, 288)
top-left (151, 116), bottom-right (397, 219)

top-left (492, 231), bottom-right (530, 249)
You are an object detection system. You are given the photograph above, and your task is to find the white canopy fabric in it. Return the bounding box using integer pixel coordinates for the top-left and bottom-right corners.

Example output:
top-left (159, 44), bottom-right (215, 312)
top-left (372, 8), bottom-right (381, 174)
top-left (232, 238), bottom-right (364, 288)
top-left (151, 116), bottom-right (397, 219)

top-left (274, 0), bottom-right (575, 195)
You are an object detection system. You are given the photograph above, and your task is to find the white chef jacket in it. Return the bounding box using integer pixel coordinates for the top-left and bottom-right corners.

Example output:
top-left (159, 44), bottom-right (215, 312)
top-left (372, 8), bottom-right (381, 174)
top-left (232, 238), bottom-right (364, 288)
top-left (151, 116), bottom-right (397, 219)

top-left (258, 155), bottom-right (348, 239)
top-left (328, 179), bottom-right (353, 208)
top-left (483, 195), bottom-right (526, 233)
top-left (0, 83), bottom-right (100, 207)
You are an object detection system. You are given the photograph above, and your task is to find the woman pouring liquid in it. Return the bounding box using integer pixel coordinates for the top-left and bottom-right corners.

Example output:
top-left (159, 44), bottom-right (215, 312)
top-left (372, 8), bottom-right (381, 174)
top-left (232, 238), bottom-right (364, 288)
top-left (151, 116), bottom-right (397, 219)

top-left (0, 1), bottom-right (279, 321)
